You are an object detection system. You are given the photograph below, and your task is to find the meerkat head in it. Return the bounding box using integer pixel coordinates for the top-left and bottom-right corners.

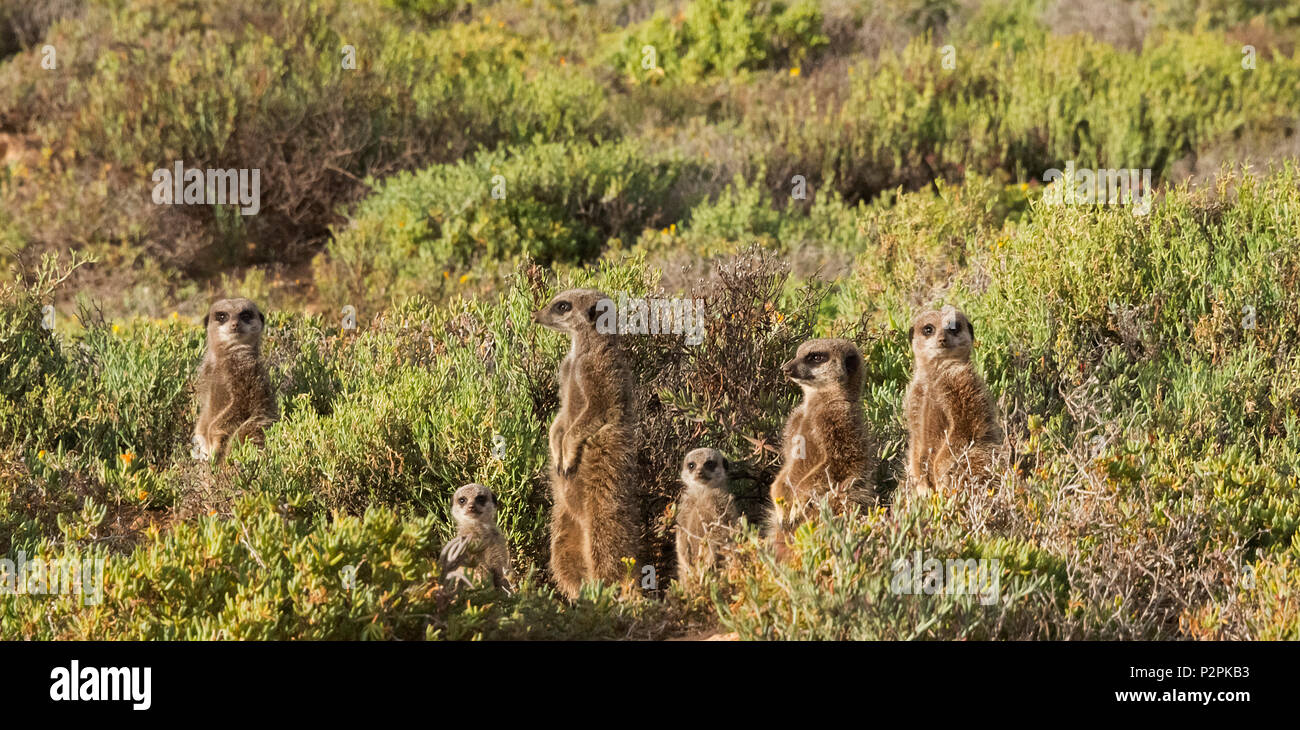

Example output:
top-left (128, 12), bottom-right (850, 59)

top-left (530, 288), bottom-right (613, 337)
top-left (681, 447), bottom-right (729, 491)
top-left (203, 297), bottom-right (265, 352)
top-left (909, 305), bottom-right (974, 367)
top-left (451, 483), bottom-right (498, 527)
top-left (781, 338), bottom-right (864, 400)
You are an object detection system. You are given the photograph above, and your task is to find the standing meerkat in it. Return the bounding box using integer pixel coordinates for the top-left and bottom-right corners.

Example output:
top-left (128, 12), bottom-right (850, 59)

top-left (768, 338), bottom-right (875, 557)
top-left (674, 448), bottom-right (739, 583)
top-left (440, 483), bottom-right (513, 589)
top-left (904, 305), bottom-right (1003, 496)
top-left (193, 297), bottom-right (276, 463)
top-left (531, 288), bottom-right (640, 599)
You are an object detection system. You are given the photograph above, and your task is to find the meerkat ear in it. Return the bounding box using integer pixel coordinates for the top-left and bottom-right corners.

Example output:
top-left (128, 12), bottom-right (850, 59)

top-left (906, 325), bottom-right (913, 342)
top-left (258, 309), bottom-right (265, 325)
top-left (585, 303), bottom-right (598, 323)
top-left (722, 456), bottom-right (730, 472)
top-left (202, 312), bottom-right (209, 328)
top-left (967, 319), bottom-right (975, 340)
top-left (488, 489), bottom-right (498, 506)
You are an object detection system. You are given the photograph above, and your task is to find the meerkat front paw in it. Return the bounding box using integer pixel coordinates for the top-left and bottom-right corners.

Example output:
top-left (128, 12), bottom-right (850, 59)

top-left (548, 421), bottom-right (564, 468)
top-left (560, 438), bottom-right (584, 477)
top-left (191, 433), bottom-right (210, 461)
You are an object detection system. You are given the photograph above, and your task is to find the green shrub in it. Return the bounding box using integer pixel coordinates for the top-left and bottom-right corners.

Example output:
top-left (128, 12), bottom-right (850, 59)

top-left (605, 0), bottom-right (828, 84)
top-left (315, 140), bottom-right (709, 312)
top-left (0, 0), bottom-right (612, 277)
top-left (754, 29), bottom-right (1300, 201)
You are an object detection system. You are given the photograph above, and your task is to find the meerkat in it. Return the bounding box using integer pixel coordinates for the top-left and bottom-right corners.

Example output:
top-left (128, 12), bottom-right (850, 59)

top-left (768, 338), bottom-right (876, 557)
top-left (531, 288), bottom-right (640, 599)
top-left (440, 483), bottom-right (513, 589)
top-left (904, 305), bottom-right (1003, 496)
top-left (675, 448), bottom-right (739, 583)
top-left (193, 297), bottom-right (276, 464)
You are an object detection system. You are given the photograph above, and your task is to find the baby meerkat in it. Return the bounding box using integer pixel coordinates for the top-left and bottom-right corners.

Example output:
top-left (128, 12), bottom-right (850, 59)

top-left (440, 483), bottom-right (513, 589)
top-left (904, 306), bottom-right (1003, 496)
top-left (675, 448), bottom-right (739, 583)
top-left (768, 338), bottom-right (876, 557)
top-left (531, 288), bottom-right (640, 599)
top-left (193, 297), bottom-right (276, 463)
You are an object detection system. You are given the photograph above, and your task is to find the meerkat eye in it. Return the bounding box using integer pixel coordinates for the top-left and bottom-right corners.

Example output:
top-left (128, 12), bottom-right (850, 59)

top-left (806, 352), bottom-right (826, 363)
top-left (554, 301), bottom-right (571, 314)
top-left (214, 312), bottom-right (228, 323)
top-left (922, 324), bottom-right (934, 336)
top-left (239, 310), bottom-right (254, 323)
top-left (457, 497), bottom-right (466, 505)
top-left (687, 462), bottom-right (696, 470)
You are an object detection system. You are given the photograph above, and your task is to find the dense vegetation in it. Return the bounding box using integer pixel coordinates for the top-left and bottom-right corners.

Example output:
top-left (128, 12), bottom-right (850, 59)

top-left (1, 0), bottom-right (1298, 639)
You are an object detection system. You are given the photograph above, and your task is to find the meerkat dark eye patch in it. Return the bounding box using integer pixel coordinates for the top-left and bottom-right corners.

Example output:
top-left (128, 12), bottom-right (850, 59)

top-left (475, 495), bottom-right (487, 506)
top-left (239, 310), bottom-right (254, 323)
top-left (215, 312), bottom-right (229, 323)
top-left (704, 460), bottom-right (716, 470)
top-left (554, 301), bottom-right (571, 313)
